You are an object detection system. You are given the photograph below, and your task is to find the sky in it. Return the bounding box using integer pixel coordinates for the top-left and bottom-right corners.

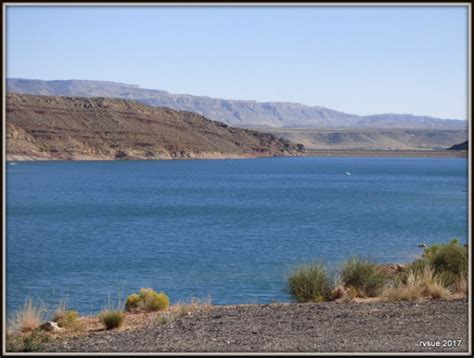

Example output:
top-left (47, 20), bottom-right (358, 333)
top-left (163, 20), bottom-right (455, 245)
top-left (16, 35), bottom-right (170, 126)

top-left (6, 5), bottom-right (469, 119)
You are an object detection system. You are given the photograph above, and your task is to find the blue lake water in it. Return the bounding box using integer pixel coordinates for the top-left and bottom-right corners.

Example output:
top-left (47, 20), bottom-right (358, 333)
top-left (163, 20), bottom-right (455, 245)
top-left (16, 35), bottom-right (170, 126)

top-left (6, 157), bottom-right (468, 315)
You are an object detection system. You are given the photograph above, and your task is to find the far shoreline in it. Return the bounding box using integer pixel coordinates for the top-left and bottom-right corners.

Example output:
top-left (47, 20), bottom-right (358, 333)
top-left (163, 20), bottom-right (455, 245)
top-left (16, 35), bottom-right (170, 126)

top-left (6, 150), bottom-right (468, 162)
top-left (303, 150), bottom-right (468, 158)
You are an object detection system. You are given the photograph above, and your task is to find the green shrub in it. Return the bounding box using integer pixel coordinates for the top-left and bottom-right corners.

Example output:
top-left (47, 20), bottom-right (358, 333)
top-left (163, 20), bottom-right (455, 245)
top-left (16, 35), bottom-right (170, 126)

top-left (424, 239), bottom-right (468, 281)
top-left (125, 293), bottom-right (142, 312)
top-left (288, 262), bottom-right (332, 303)
top-left (139, 288), bottom-right (170, 311)
top-left (99, 310), bottom-right (125, 330)
top-left (5, 334), bottom-right (23, 352)
top-left (340, 258), bottom-right (387, 297)
top-left (402, 239), bottom-right (468, 290)
top-left (6, 329), bottom-right (50, 352)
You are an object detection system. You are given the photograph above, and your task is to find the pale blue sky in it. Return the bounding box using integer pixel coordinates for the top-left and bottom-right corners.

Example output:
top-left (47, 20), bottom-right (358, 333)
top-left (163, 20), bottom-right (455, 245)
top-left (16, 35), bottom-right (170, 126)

top-left (6, 5), bottom-right (469, 119)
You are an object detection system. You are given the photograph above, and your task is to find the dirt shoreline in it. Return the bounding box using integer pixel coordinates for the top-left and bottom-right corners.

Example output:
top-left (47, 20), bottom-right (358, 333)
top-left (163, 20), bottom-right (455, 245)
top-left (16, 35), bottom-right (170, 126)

top-left (41, 299), bottom-right (469, 353)
top-left (6, 150), bottom-right (468, 162)
top-left (303, 150), bottom-right (467, 158)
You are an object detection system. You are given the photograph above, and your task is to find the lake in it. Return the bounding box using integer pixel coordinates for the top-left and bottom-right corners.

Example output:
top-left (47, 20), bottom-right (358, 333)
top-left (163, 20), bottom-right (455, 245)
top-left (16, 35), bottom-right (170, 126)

top-left (6, 157), bottom-right (468, 315)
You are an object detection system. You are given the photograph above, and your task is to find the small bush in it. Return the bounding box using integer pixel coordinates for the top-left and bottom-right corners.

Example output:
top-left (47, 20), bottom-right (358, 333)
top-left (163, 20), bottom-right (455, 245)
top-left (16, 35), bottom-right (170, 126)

top-left (124, 288), bottom-right (170, 312)
top-left (139, 288), bottom-right (170, 311)
top-left (125, 293), bottom-right (142, 312)
top-left (6, 334), bottom-right (23, 352)
top-left (99, 310), bottom-right (125, 330)
top-left (54, 310), bottom-right (79, 327)
top-left (6, 329), bottom-right (50, 352)
top-left (340, 258), bottom-right (387, 297)
top-left (22, 329), bottom-right (50, 352)
top-left (288, 262), bottom-right (332, 303)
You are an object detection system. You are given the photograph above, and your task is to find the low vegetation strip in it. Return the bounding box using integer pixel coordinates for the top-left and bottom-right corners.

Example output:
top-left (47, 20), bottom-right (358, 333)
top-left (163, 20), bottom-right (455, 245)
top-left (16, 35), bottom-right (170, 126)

top-left (5, 240), bottom-right (468, 353)
top-left (288, 240), bottom-right (468, 303)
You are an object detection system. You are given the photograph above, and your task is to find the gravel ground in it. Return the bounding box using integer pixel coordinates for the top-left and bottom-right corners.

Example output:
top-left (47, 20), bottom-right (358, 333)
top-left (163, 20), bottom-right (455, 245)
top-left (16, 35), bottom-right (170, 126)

top-left (44, 300), bottom-right (469, 353)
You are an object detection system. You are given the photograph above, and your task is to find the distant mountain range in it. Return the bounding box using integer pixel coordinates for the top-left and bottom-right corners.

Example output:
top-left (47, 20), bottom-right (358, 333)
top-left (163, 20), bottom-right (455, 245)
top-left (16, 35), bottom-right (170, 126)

top-left (7, 78), bottom-right (467, 130)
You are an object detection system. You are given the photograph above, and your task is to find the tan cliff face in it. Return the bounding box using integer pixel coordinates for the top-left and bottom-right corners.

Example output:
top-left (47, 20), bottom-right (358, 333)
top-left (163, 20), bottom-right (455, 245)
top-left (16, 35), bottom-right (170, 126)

top-left (5, 93), bottom-right (305, 161)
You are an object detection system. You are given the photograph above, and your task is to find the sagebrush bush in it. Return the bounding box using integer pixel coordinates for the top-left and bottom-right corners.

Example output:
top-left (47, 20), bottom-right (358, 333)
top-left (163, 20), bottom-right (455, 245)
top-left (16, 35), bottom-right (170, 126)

top-left (139, 288), bottom-right (169, 311)
top-left (125, 293), bottom-right (142, 312)
top-left (288, 262), bottom-right (332, 302)
top-left (99, 310), bottom-right (125, 330)
top-left (340, 258), bottom-right (387, 297)
top-left (125, 288), bottom-right (170, 312)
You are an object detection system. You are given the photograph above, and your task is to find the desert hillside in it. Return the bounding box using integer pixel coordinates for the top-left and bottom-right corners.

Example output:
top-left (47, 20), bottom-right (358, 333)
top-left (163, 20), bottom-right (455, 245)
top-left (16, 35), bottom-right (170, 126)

top-left (448, 141), bottom-right (468, 151)
top-left (6, 93), bottom-right (304, 161)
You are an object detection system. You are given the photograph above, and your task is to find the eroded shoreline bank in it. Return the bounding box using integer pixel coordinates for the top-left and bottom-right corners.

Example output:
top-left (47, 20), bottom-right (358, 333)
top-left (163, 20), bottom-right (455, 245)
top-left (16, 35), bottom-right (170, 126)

top-left (6, 150), bottom-right (468, 162)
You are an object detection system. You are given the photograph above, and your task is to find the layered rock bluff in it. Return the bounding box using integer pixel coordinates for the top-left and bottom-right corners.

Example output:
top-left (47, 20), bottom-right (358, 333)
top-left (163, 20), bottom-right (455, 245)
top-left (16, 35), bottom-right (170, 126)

top-left (6, 94), bottom-right (305, 161)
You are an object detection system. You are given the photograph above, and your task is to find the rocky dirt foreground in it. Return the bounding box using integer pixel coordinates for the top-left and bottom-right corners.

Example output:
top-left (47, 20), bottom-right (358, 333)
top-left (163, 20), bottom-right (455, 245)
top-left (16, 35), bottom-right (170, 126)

top-left (43, 300), bottom-right (469, 353)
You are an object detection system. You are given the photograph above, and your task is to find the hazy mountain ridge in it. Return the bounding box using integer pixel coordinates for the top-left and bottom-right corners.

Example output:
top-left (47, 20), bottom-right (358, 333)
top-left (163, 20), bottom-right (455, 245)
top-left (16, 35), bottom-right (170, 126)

top-left (6, 93), bottom-right (304, 161)
top-left (256, 128), bottom-right (468, 151)
top-left (7, 78), bottom-right (466, 130)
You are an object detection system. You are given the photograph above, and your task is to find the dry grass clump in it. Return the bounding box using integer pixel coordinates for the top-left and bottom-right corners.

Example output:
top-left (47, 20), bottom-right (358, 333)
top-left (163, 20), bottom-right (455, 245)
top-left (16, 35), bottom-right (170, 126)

top-left (382, 267), bottom-right (450, 302)
top-left (10, 299), bottom-right (47, 333)
top-left (99, 309), bottom-right (125, 330)
top-left (340, 258), bottom-right (387, 297)
top-left (452, 277), bottom-right (468, 296)
top-left (52, 298), bottom-right (68, 322)
top-left (288, 262), bottom-right (332, 302)
top-left (384, 239), bottom-right (469, 302)
top-left (170, 297), bottom-right (213, 317)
